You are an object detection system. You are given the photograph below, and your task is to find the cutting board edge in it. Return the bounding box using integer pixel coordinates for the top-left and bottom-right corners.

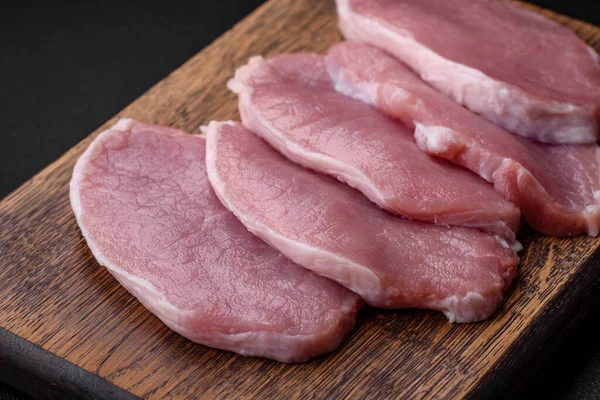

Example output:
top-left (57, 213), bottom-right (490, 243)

top-left (470, 249), bottom-right (600, 398)
top-left (1, 0), bottom-right (600, 398)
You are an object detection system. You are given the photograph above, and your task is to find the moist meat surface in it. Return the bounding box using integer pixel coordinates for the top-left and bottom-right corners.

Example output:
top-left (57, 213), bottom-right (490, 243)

top-left (228, 53), bottom-right (520, 240)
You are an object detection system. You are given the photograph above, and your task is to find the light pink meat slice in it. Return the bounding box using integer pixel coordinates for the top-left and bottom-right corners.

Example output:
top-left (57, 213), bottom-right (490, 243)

top-left (227, 53), bottom-right (520, 241)
top-left (69, 118), bottom-right (361, 363)
top-left (204, 121), bottom-right (520, 323)
top-left (326, 42), bottom-right (600, 237)
top-left (336, 0), bottom-right (600, 144)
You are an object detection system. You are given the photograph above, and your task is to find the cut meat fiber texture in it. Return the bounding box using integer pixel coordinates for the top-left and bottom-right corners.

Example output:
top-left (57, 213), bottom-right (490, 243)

top-left (204, 120), bottom-right (520, 324)
top-left (228, 53), bottom-right (521, 241)
top-left (336, 0), bottom-right (600, 144)
top-left (326, 42), bottom-right (600, 237)
top-left (69, 119), bottom-right (362, 363)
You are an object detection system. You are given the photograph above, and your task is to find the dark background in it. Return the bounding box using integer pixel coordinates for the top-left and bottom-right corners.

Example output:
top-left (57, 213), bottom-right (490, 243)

top-left (2, 0), bottom-right (600, 398)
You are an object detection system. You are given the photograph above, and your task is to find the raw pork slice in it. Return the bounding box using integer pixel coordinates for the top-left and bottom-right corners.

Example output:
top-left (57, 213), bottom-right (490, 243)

top-left (326, 42), bottom-right (600, 237)
top-left (70, 118), bottom-right (361, 363)
top-left (336, 0), bottom-right (600, 144)
top-left (204, 121), bottom-right (520, 323)
top-left (228, 54), bottom-right (520, 241)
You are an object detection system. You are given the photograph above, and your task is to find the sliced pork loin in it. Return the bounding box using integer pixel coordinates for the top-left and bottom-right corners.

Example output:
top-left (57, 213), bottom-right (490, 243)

top-left (327, 42), bottom-right (600, 237)
top-left (336, 0), bottom-right (600, 144)
top-left (204, 121), bottom-right (519, 323)
top-left (70, 118), bottom-right (361, 363)
top-left (228, 53), bottom-right (520, 241)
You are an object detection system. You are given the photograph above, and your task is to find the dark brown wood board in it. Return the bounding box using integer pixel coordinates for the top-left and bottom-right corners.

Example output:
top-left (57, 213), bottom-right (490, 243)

top-left (1, 0), bottom-right (600, 398)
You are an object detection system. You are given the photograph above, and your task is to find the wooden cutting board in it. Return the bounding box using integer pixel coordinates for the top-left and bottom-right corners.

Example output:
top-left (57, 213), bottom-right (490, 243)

top-left (1, 0), bottom-right (600, 398)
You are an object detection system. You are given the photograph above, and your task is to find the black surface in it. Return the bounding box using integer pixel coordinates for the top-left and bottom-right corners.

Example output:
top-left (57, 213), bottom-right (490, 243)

top-left (1, 0), bottom-right (600, 399)
top-left (0, 0), bottom-right (265, 197)
top-left (485, 248), bottom-right (600, 400)
top-left (514, 299), bottom-right (600, 400)
top-left (0, 328), bottom-right (140, 400)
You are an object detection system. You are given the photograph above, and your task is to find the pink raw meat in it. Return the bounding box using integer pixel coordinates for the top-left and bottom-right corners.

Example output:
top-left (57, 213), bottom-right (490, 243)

top-left (70, 118), bottom-right (361, 363)
top-left (336, 0), bottom-right (600, 144)
top-left (204, 121), bottom-right (519, 323)
top-left (228, 53), bottom-right (520, 240)
top-left (326, 42), bottom-right (600, 237)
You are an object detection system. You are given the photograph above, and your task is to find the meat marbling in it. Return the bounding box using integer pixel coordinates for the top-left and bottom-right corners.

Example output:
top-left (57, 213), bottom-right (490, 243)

top-left (228, 53), bottom-right (520, 240)
top-left (326, 42), bottom-right (600, 237)
top-left (204, 120), bottom-right (520, 323)
top-left (336, 0), bottom-right (600, 144)
top-left (70, 118), bottom-right (361, 363)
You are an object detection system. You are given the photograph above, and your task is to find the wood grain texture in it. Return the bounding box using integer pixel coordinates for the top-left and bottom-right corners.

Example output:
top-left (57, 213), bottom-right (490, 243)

top-left (1, 0), bottom-right (600, 398)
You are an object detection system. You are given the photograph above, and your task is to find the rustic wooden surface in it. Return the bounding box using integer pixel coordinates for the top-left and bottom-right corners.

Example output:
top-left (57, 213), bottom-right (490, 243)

top-left (1, 0), bottom-right (600, 398)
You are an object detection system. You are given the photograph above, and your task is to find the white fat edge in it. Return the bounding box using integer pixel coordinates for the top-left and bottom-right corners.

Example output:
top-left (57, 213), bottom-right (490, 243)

top-left (583, 199), bottom-right (600, 237)
top-left (111, 117), bottom-right (134, 132)
top-left (425, 291), bottom-right (498, 324)
top-left (200, 120), bottom-right (238, 137)
top-left (495, 234), bottom-right (523, 253)
top-left (326, 60), bottom-right (378, 107)
top-left (587, 45), bottom-right (600, 64)
top-left (584, 211), bottom-right (600, 236)
top-left (510, 240), bottom-right (524, 253)
top-left (415, 122), bottom-right (495, 183)
top-left (226, 55), bottom-right (266, 95)
top-left (340, 0), bottom-right (593, 143)
top-left (480, 155), bottom-right (508, 183)
top-left (204, 123), bottom-right (382, 301)
top-left (414, 123), bottom-right (455, 154)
